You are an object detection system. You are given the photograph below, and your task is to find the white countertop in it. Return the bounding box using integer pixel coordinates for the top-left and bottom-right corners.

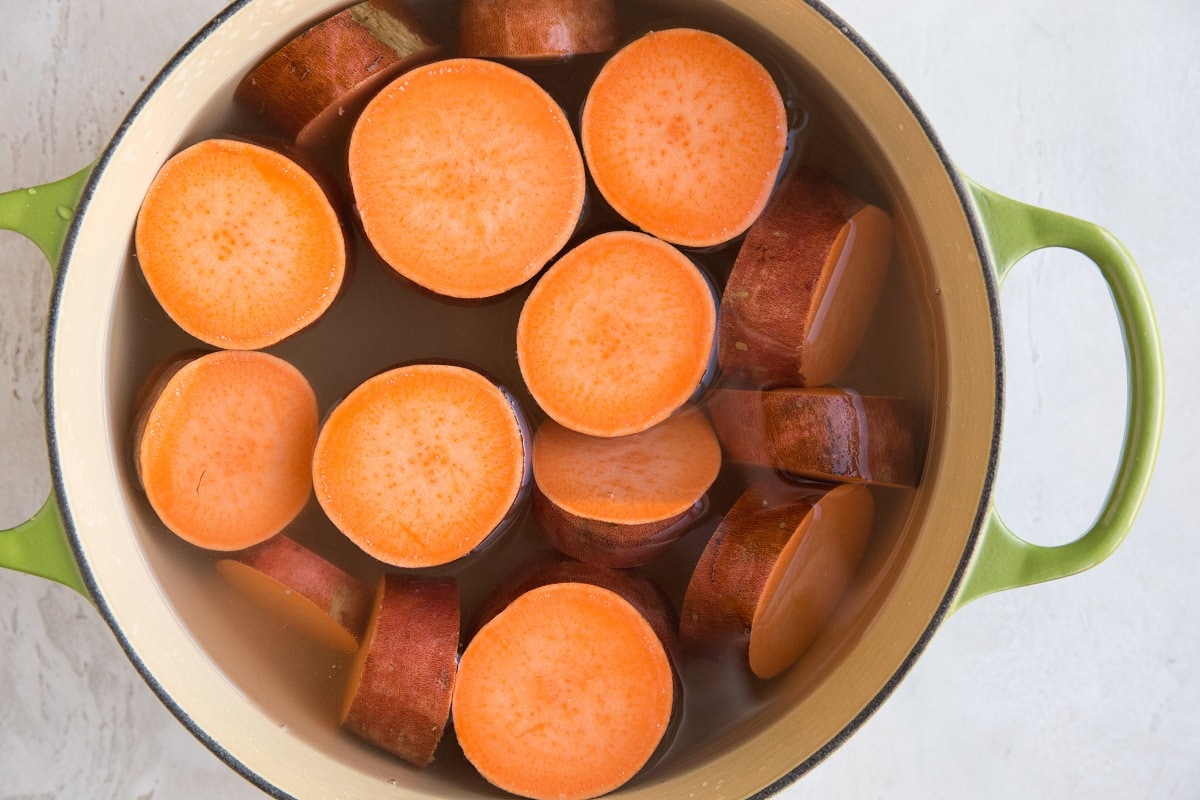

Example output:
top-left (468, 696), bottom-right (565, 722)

top-left (2, 1), bottom-right (1196, 798)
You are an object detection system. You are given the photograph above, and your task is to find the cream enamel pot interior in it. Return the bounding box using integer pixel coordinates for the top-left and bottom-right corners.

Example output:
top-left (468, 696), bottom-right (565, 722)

top-left (0, 0), bottom-right (1163, 798)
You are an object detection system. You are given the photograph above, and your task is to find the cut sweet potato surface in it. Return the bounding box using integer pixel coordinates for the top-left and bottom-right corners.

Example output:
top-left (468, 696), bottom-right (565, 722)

top-left (454, 582), bottom-right (673, 800)
top-left (236, 0), bottom-right (440, 151)
top-left (706, 387), bottom-right (917, 488)
top-left (581, 28), bottom-right (787, 247)
top-left (517, 232), bottom-right (716, 437)
top-left (348, 58), bottom-right (586, 298)
top-left (312, 364), bottom-right (529, 568)
top-left (680, 481), bottom-right (872, 679)
top-left (135, 139), bottom-right (347, 350)
top-left (459, 0), bottom-right (619, 60)
top-left (532, 407), bottom-right (720, 524)
top-left (216, 535), bottom-right (370, 654)
top-left (342, 575), bottom-right (460, 767)
top-left (719, 173), bottom-right (894, 388)
top-left (136, 351), bottom-right (318, 551)
top-left (471, 555), bottom-right (681, 666)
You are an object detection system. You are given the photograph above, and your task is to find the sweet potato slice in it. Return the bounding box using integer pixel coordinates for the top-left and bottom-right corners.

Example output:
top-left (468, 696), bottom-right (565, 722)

top-left (580, 28), bottom-right (787, 247)
top-left (454, 582), bottom-right (673, 800)
top-left (719, 173), bottom-right (894, 388)
top-left (216, 535), bottom-right (371, 654)
top-left (134, 351), bottom-right (318, 551)
top-left (460, 0), bottom-right (619, 60)
top-left (312, 364), bottom-right (530, 568)
top-left (680, 481), bottom-right (873, 679)
top-left (235, 0), bottom-right (439, 151)
top-left (471, 555), bottom-right (681, 667)
top-left (348, 58), bottom-right (586, 298)
top-left (135, 139), bottom-right (348, 350)
top-left (342, 575), bottom-right (459, 767)
top-left (706, 387), bottom-right (917, 488)
top-left (531, 407), bottom-right (720, 566)
top-left (517, 232), bottom-right (717, 437)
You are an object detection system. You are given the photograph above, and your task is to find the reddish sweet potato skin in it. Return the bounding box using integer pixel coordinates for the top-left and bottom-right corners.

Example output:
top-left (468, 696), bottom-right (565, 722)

top-left (472, 555), bottom-right (681, 669)
top-left (231, 535), bottom-right (371, 637)
top-left (235, 0), bottom-right (439, 148)
top-left (342, 575), bottom-right (460, 767)
top-left (717, 174), bottom-right (892, 388)
top-left (706, 387), bottom-right (917, 488)
top-left (459, 0), bottom-right (619, 60)
top-left (679, 482), bottom-right (822, 659)
top-left (533, 486), bottom-right (706, 569)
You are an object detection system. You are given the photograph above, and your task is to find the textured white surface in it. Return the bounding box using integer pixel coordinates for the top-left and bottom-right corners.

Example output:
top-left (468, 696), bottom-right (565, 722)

top-left (1, 1), bottom-right (1196, 798)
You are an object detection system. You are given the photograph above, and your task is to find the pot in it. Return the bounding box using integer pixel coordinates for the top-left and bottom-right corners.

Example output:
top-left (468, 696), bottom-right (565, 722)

top-left (0, 0), bottom-right (1164, 798)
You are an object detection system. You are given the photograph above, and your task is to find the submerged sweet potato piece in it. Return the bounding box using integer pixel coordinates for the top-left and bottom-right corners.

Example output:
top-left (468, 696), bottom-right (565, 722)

top-left (460, 0), bottom-right (619, 60)
top-left (706, 387), bottom-right (917, 488)
top-left (719, 173), bottom-right (894, 388)
top-left (454, 582), bottom-right (673, 800)
top-left (581, 28), bottom-right (787, 247)
top-left (517, 232), bottom-right (717, 437)
top-left (680, 480), bottom-right (873, 679)
top-left (342, 574), bottom-right (460, 767)
top-left (217, 535), bottom-right (371, 654)
top-left (235, 0), bottom-right (440, 150)
top-left (135, 139), bottom-right (348, 350)
top-left (531, 408), bottom-right (720, 566)
top-left (349, 58), bottom-right (585, 298)
top-left (312, 364), bottom-right (530, 568)
top-left (134, 351), bottom-right (318, 551)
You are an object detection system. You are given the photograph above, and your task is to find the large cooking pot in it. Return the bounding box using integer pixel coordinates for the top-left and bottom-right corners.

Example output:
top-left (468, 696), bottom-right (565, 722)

top-left (0, 0), bottom-right (1164, 797)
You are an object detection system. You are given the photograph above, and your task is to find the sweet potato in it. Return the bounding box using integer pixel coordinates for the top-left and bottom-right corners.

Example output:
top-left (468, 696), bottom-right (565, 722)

top-left (680, 480), bottom-right (873, 679)
top-left (581, 28), bottom-right (787, 247)
top-left (134, 351), bottom-right (318, 551)
top-left (454, 582), bottom-right (673, 800)
top-left (459, 0), bottom-right (619, 60)
top-left (312, 364), bottom-right (530, 568)
top-left (718, 173), bottom-right (894, 388)
top-left (348, 58), bottom-right (586, 298)
top-left (517, 231), bottom-right (717, 437)
top-left (135, 139), bottom-right (348, 350)
top-left (342, 574), bottom-right (459, 767)
top-left (216, 535), bottom-right (371, 654)
top-left (531, 407), bottom-right (720, 567)
top-left (706, 387), bottom-right (917, 488)
top-left (235, 0), bottom-right (440, 150)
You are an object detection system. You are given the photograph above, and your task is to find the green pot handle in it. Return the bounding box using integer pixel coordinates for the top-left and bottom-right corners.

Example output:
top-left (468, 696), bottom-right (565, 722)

top-left (952, 177), bottom-right (1164, 612)
top-left (0, 165), bottom-right (94, 597)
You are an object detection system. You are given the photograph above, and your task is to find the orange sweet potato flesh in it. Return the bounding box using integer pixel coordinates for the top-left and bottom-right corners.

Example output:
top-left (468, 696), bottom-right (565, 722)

top-left (680, 481), bottom-right (872, 679)
top-left (236, 0), bottom-right (439, 151)
top-left (460, 0), bottom-right (619, 60)
top-left (454, 582), bottom-right (673, 800)
top-left (471, 555), bottom-right (681, 667)
top-left (719, 173), bottom-right (894, 388)
top-left (349, 58), bottom-right (586, 298)
top-left (706, 387), bottom-right (917, 488)
top-left (342, 575), bottom-right (459, 767)
top-left (581, 28), bottom-right (787, 247)
top-left (517, 232), bottom-right (717, 437)
top-left (135, 351), bottom-right (318, 551)
top-left (135, 139), bottom-right (347, 350)
top-left (216, 535), bottom-right (371, 654)
top-left (312, 364), bottom-right (530, 568)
